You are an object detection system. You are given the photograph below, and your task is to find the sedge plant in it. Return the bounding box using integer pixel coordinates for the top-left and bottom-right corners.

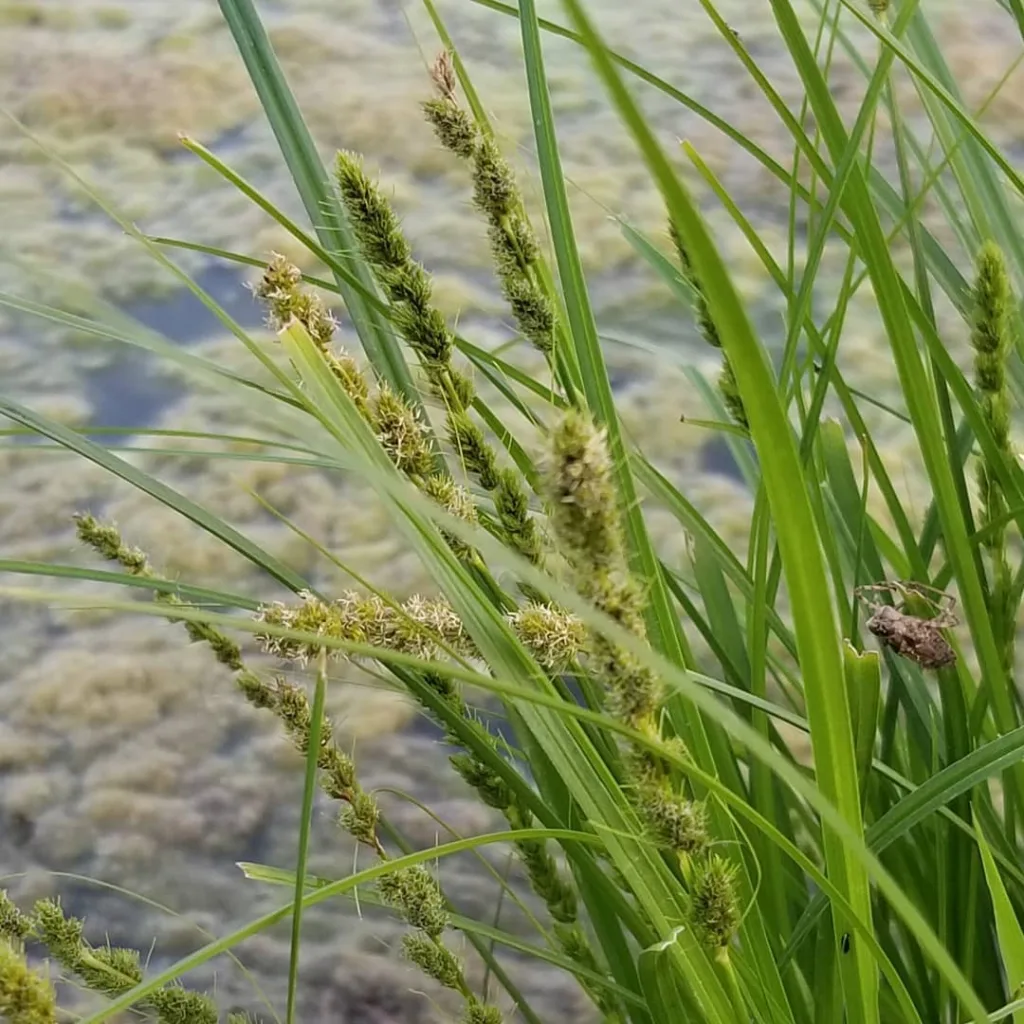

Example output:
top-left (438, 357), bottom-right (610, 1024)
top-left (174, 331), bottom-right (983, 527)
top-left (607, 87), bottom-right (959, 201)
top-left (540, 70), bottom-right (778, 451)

top-left (2, 0), bottom-right (1024, 1022)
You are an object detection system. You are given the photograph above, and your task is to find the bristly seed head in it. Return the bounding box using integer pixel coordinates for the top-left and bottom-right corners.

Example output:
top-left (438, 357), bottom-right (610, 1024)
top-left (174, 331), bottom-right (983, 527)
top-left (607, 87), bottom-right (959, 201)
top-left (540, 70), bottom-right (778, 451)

top-left (422, 97), bottom-right (479, 160)
top-left (377, 866), bottom-right (449, 938)
top-left (546, 409), bottom-right (622, 572)
top-left (690, 855), bottom-right (740, 951)
top-left (637, 782), bottom-right (709, 856)
top-left (373, 383), bottom-right (436, 479)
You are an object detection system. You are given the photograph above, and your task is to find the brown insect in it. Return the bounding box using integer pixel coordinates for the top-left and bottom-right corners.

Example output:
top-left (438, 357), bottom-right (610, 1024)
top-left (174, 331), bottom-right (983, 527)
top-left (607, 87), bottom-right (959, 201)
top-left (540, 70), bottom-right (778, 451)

top-left (854, 580), bottom-right (959, 670)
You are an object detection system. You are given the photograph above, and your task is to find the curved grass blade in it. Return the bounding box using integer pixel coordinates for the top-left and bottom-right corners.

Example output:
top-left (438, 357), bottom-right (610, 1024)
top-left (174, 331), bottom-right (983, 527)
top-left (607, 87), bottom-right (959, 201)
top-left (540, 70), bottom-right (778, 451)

top-left (75, 827), bottom-right (591, 1024)
top-left (782, 726), bottom-right (1024, 967)
top-left (149, 237), bottom-right (341, 294)
top-left (976, 823), bottom-right (1024, 1023)
top-left (0, 396), bottom-right (309, 594)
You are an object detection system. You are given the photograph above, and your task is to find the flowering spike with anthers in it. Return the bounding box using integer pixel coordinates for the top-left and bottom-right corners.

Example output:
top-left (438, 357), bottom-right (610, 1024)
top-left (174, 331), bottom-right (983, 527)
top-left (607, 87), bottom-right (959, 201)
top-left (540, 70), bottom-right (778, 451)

top-left (255, 590), bottom-right (586, 671)
top-left (254, 252), bottom-right (336, 354)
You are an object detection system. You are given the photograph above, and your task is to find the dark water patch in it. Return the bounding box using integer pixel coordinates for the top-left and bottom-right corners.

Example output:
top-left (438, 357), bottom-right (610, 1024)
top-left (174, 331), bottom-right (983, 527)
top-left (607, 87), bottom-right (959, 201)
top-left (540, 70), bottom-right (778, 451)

top-left (83, 353), bottom-right (187, 435)
top-left (79, 263), bottom-right (262, 433)
top-left (119, 264), bottom-right (263, 345)
top-left (699, 434), bottom-right (745, 484)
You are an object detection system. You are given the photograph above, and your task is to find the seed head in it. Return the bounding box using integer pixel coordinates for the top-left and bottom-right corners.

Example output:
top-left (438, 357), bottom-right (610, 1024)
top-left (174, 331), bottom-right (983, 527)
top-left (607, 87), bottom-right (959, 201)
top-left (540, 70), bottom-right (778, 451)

top-left (637, 783), bottom-right (708, 856)
top-left (0, 938), bottom-right (56, 1024)
top-left (373, 383), bottom-right (435, 479)
top-left (378, 866), bottom-right (449, 938)
top-left (546, 410), bottom-right (622, 570)
top-left (74, 513), bottom-right (151, 576)
top-left (422, 98), bottom-right (478, 160)
top-left (691, 855), bottom-right (740, 950)
top-left (402, 933), bottom-right (464, 990)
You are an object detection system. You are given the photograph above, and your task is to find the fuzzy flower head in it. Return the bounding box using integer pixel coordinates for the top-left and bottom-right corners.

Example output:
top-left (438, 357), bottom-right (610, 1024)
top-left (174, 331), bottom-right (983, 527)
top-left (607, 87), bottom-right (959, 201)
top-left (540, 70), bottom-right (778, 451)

top-left (422, 475), bottom-right (479, 526)
top-left (378, 865), bottom-right (449, 938)
top-left (637, 783), bottom-right (709, 857)
top-left (255, 590), bottom-right (477, 665)
top-left (422, 51), bottom-right (480, 161)
top-left (334, 153), bottom-right (413, 275)
top-left (255, 591), bottom-right (357, 664)
top-left (254, 253), bottom-right (336, 352)
top-left (325, 351), bottom-right (372, 418)
top-left (373, 383), bottom-right (435, 479)
top-left (508, 603), bottom-right (586, 670)
top-left (423, 97), bottom-right (478, 160)
top-left (402, 933), bottom-right (464, 990)
top-left (545, 410), bottom-right (622, 571)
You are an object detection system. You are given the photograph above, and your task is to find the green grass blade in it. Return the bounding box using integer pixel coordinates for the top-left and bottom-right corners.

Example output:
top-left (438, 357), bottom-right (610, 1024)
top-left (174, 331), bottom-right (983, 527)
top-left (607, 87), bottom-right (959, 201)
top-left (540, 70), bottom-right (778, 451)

top-left (557, 3), bottom-right (875, 1017)
top-left (0, 561), bottom-right (257, 610)
top-left (0, 396), bottom-right (309, 593)
top-left (285, 653), bottom-right (327, 1024)
top-left (976, 822), bottom-right (1024, 1023)
top-left (216, 0), bottom-right (418, 403)
top-left (148, 237), bottom-right (340, 294)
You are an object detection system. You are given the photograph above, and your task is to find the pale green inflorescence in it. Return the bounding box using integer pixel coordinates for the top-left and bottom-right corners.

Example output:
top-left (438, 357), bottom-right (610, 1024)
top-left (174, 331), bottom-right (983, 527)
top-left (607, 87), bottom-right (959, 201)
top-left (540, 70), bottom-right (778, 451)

top-left (255, 589), bottom-right (586, 671)
top-left (544, 409), bottom-right (739, 953)
top-left (971, 239), bottom-right (1017, 674)
top-left (253, 254), bottom-right (482, 561)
